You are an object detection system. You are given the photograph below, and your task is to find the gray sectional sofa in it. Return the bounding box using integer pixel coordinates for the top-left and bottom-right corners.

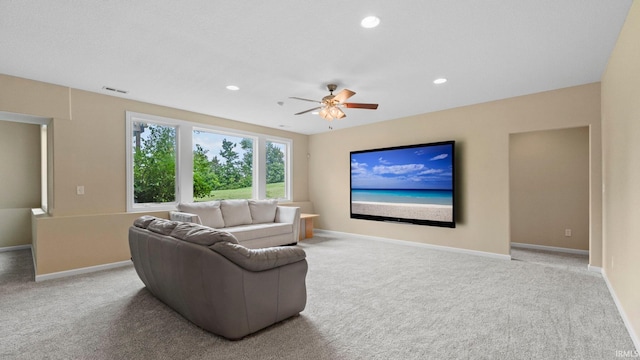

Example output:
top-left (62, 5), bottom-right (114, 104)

top-left (129, 215), bottom-right (308, 340)
top-left (170, 199), bottom-right (300, 248)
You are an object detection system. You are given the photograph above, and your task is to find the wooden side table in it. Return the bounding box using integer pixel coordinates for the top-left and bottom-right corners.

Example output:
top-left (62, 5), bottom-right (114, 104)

top-left (299, 213), bottom-right (319, 240)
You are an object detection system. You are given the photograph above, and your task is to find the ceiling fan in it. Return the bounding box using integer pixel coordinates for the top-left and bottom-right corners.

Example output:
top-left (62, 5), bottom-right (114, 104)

top-left (290, 84), bottom-right (378, 121)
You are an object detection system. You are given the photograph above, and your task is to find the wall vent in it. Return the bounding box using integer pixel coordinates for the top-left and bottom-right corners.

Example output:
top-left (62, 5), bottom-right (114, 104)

top-left (102, 86), bottom-right (129, 94)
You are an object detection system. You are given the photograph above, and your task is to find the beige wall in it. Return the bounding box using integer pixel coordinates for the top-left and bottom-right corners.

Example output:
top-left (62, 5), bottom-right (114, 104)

top-left (31, 210), bottom-right (166, 274)
top-left (52, 89), bottom-right (310, 217)
top-left (510, 127), bottom-right (589, 250)
top-left (309, 83), bottom-right (602, 259)
top-left (0, 74), bottom-right (310, 275)
top-left (0, 121), bottom-right (41, 247)
top-left (0, 77), bottom-right (606, 274)
top-left (601, 0), bottom-right (640, 348)
top-left (0, 75), bottom-right (70, 120)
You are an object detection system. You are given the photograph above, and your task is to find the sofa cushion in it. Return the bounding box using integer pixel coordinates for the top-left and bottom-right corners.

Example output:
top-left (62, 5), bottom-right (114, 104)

top-left (224, 223), bottom-right (292, 242)
top-left (134, 215), bottom-right (157, 229)
top-left (178, 201), bottom-right (225, 228)
top-left (249, 199), bottom-right (278, 224)
top-left (170, 222), bottom-right (238, 246)
top-left (220, 200), bottom-right (253, 227)
top-left (210, 242), bottom-right (306, 272)
top-left (147, 219), bottom-right (179, 235)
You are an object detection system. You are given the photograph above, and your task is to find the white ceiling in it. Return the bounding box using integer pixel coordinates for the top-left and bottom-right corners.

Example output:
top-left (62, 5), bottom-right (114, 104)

top-left (0, 1), bottom-right (632, 135)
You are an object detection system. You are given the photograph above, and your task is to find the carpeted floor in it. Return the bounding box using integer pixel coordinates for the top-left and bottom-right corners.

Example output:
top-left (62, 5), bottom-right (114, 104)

top-left (510, 246), bottom-right (590, 273)
top-left (1, 232), bottom-right (635, 359)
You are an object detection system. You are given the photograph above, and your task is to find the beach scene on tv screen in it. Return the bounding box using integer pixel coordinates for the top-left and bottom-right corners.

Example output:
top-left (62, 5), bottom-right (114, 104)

top-left (351, 143), bottom-right (453, 222)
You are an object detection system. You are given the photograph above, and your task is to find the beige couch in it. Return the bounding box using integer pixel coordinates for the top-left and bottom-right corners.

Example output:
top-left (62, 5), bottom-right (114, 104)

top-left (169, 199), bottom-right (300, 248)
top-left (129, 215), bottom-right (308, 340)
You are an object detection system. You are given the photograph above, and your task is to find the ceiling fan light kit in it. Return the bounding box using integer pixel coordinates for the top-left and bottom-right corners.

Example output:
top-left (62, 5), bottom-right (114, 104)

top-left (319, 106), bottom-right (345, 121)
top-left (290, 84), bottom-right (378, 122)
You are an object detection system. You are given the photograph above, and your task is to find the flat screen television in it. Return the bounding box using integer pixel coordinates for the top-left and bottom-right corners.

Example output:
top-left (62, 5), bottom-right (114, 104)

top-left (350, 140), bottom-right (455, 228)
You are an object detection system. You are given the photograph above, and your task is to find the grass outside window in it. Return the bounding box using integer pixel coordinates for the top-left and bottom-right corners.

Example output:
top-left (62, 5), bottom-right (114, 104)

top-left (195, 182), bottom-right (285, 201)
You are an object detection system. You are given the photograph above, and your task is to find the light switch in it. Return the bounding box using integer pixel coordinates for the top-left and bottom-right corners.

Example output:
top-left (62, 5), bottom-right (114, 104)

top-left (564, 229), bottom-right (572, 237)
top-left (77, 185), bottom-right (85, 195)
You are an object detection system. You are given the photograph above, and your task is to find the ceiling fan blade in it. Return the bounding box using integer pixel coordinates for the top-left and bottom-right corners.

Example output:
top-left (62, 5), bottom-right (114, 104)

top-left (343, 103), bottom-right (379, 110)
top-left (289, 97), bottom-right (321, 104)
top-left (294, 106), bottom-right (322, 115)
top-left (333, 89), bottom-right (356, 103)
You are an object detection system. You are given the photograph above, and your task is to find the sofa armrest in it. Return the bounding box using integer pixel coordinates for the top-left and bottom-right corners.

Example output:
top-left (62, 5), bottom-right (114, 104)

top-left (210, 242), bottom-right (306, 272)
top-left (275, 206), bottom-right (301, 242)
top-left (275, 206), bottom-right (300, 224)
top-left (169, 211), bottom-right (201, 224)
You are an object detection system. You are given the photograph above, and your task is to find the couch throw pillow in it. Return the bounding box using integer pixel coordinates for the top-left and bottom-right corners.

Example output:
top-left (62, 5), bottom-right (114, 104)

top-left (220, 200), bottom-right (253, 227)
top-left (178, 201), bottom-right (225, 228)
top-left (248, 199), bottom-right (278, 224)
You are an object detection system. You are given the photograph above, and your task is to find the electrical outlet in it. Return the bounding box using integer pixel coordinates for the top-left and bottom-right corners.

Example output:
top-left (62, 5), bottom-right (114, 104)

top-left (564, 229), bottom-right (572, 237)
top-left (76, 185), bottom-right (85, 195)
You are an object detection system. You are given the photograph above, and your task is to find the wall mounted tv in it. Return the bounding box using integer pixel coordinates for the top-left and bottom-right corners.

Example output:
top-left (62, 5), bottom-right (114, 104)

top-left (350, 140), bottom-right (455, 228)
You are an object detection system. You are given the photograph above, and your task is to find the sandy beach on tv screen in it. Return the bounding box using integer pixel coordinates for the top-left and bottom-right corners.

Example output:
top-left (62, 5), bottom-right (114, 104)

top-left (352, 201), bottom-right (453, 222)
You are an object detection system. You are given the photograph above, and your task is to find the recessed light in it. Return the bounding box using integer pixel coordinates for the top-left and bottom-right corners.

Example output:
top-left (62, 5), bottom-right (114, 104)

top-left (226, 85), bottom-right (240, 91)
top-left (433, 78), bottom-right (447, 85)
top-left (361, 16), bottom-right (380, 29)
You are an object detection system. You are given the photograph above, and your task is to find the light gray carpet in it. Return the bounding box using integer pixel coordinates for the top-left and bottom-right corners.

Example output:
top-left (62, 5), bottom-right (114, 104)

top-left (511, 246), bottom-right (590, 271)
top-left (1, 232), bottom-right (635, 359)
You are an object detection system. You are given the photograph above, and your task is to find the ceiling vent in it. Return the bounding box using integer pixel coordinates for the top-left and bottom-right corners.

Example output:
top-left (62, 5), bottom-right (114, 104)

top-left (102, 86), bottom-right (129, 94)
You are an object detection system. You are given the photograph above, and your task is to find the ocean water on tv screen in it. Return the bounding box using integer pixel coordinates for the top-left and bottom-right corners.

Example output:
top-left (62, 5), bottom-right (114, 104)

top-left (351, 189), bottom-right (452, 206)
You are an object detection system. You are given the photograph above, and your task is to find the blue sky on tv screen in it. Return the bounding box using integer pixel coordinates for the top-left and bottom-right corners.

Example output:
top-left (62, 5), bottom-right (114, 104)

top-left (351, 143), bottom-right (453, 190)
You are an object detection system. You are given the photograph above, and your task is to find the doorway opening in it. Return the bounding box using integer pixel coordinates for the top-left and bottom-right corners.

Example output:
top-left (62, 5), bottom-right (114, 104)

top-left (509, 126), bottom-right (590, 267)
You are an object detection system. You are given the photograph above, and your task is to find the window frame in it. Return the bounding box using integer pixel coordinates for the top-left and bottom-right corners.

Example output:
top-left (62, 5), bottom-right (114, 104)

top-left (126, 112), bottom-right (181, 212)
top-left (264, 138), bottom-right (292, 201)
top-left (126, 111), bottom-right (293, 212)
top-left (191, 126), bottom-right (259, 201)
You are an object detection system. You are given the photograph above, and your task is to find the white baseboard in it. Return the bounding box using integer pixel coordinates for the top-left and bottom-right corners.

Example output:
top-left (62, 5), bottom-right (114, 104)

top-left (31, 245), bottom-right (37, 275)
top-left (0, 244), bottom-right (32, 252)
top-left (603, 270), bottom-right (640, 353)
top-left (0, 245), bottom-right (133, 282)
top-left (587, 265), bottom-right (603, 274)
top-left (315, 229), bottom-right (511, 261)
top-left (511, 242), bottom-right (589, 255)
top-left (35, 260), bottom-right (133, 282)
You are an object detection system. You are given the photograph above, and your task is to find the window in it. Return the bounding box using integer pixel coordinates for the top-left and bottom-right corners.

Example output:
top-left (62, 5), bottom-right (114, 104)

top-left (266, 140), bottom-right (289, 200)
top-left (126, 112), bottom-right (292, 211)
top-left (126, 114), bottom-right (178, 211)
top-left (192, 130), bottom-right (255, 201)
